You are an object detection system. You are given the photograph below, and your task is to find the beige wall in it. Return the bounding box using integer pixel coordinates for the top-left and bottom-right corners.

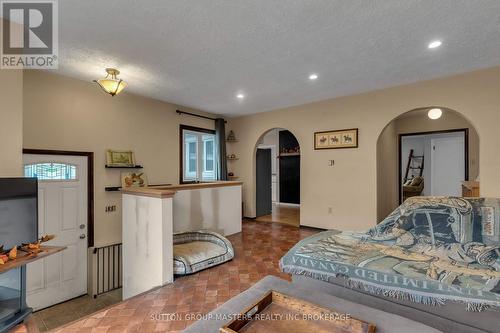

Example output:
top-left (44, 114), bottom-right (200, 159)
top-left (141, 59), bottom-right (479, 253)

top-left (376, 108), bottom-right (480, 220)
top-left (0, 69), bottom-right (23, 176)
top-left (376, 121), bottom-right (398, 221)
top-left (227, 66), bottom-right (500, 231)
top-left (23, 70), bottom-right (216, 246)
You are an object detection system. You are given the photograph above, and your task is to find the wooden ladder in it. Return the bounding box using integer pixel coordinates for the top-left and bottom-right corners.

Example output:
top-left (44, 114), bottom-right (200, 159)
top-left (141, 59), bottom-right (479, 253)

top-left (404, 149), bottom-right (424, 183)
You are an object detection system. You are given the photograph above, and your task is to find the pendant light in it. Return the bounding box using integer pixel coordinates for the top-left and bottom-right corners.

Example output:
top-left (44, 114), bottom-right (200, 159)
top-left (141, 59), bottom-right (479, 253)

top-left (94, 68), bottom-right (127, 96)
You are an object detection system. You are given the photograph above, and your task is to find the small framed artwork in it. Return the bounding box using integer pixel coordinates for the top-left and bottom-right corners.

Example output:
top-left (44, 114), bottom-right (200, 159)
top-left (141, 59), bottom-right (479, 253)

top-left (106, 150), bottom-right (135, 167)
top-left (121, 172), bottom-right (148, 188)
top-left (314, 128), bottom-right (358, 149)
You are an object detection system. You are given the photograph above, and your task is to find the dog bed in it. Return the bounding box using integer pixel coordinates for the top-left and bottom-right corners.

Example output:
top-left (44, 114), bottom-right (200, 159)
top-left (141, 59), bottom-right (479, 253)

top-left (173, 230), bottom-right (234, 275)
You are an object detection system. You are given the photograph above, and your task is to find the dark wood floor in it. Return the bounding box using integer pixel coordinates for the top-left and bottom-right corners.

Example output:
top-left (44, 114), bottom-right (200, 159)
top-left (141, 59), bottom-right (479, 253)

top-left (29, 221), bottom-right (316, 333)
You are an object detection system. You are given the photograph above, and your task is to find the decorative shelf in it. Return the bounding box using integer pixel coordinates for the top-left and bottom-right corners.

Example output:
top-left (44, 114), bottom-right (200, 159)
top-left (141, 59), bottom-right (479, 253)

top-left (105, 165), bottom-right (143, 169)
top-left (227, 157), bottom-right (239, 161)
top-left (226, 140), bottom-right (238, 143)
top-left (279, 153), bottom-right (300, 157)
top-left (0, 246), bottom-right (66, 274)
top-left (228, 176), bottom-right (240, 179)
top-left (105, 186), bottom-right (122, 192)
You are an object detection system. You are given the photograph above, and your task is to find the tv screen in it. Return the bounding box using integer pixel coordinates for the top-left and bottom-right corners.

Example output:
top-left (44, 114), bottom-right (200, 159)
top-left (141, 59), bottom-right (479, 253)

top-left (0, 178), bottom-right (38, 250)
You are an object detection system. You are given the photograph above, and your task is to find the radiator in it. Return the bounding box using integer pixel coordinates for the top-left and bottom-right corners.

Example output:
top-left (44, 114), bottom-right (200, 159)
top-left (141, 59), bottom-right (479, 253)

top-left (92, 243), bottom-right (122, 297)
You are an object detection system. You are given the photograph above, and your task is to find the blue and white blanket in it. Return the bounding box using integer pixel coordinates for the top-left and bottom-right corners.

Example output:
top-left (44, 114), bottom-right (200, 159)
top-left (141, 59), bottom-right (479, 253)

top-left (280, 197), bottom-right (500, 311)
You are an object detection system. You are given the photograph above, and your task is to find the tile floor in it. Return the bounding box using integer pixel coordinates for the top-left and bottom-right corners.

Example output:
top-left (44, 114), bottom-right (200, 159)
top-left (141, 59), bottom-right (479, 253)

top-left (32, 289), bottom-right (122, 331)
top-left (12, 220), bottom-right (317, 333)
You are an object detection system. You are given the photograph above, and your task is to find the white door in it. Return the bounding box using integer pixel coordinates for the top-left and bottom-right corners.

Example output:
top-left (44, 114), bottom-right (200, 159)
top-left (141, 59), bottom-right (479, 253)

top-left (430, 135), bottom-right (465, 196)
top-left (23, 154), bottom-right (88, 310)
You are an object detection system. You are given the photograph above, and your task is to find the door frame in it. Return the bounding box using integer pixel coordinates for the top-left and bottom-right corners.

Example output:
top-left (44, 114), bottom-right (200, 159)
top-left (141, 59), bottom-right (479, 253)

top-left (398, 128), bottom-right (469, 204)
top-left (23, 148), bottom-right (94, 247)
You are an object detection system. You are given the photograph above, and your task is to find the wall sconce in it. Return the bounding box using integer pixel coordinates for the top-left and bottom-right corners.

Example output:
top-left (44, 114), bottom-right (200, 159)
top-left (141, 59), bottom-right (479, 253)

top-left (94, 68), bottom-right (127, 96)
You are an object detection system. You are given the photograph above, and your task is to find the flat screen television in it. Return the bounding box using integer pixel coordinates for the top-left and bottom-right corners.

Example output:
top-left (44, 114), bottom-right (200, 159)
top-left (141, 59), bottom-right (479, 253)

top-left (0, 178), bottom-right (38, 333)
top-left (0, 178), bottom-right (38, 249)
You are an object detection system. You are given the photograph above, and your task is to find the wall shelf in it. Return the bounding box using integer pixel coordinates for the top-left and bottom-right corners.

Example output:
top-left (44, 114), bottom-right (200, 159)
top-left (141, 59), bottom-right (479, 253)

top-left (226, 140), bottom-right (238, 143)
top-left (227, 157), bottom-right (239, 161)
top-left (105, 165), bottom-right (143, 169)
top-left (105, 186), bottom-right (122, 192)
top-left (0, 246), bottom-right (66, 274)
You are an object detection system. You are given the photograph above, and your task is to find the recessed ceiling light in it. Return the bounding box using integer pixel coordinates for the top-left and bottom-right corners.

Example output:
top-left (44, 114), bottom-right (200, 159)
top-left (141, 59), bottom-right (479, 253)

top-left (428, 40), bottom-right (442, 49)
top-left (309, 74), bottom-right (319, 80)
top-left (428, 108), bottom-right (443, 120)
top-left (236, 93), bottom-right (245, 99)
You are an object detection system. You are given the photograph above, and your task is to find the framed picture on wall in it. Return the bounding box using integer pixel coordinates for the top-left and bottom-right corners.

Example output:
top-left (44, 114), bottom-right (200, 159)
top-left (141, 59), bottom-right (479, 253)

top-left (106, 150), bottom-right (135, 166)
top-left (314, 128), bottom-right (358, 149)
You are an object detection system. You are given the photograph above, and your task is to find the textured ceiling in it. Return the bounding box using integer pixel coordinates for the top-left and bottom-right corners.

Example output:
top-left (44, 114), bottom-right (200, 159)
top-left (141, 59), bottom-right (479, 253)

top-left (52, 0), bottom-right (500, 116)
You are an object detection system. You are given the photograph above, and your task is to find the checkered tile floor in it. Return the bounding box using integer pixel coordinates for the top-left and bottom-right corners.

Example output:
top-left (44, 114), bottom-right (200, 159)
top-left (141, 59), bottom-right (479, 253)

top-left (17, 220), bottom-right (317, 333)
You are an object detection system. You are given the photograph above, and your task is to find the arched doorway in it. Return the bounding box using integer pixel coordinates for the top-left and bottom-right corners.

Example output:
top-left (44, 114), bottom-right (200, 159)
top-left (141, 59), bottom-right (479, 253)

top-left (254, 128), bottom-right (301, 226)
top-left (377, 107), bottom-right (480, 221)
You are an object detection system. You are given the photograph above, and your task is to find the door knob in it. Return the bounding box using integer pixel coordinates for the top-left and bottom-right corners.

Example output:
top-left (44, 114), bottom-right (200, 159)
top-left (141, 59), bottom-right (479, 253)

top-left (79, 224), bottom-right (85, 229)
top-left (79, 234), bottom-right (86, 239)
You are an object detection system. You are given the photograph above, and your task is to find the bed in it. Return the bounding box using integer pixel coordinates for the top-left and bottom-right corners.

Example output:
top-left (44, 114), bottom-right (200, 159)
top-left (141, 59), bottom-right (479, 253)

top-left (173, 230), bottom-right (234, 275)
top-left (280, 197), bottom-right (500, 332)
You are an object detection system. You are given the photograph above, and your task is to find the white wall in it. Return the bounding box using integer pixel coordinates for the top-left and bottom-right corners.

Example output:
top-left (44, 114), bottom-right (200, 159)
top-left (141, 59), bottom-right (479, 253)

top-left (172, 185), bottom-right (242, 236)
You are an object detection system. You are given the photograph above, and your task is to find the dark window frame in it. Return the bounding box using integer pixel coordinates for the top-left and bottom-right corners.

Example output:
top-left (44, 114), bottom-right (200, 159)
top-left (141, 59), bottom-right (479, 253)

top-left (179, 125), bottom-right (216, 184)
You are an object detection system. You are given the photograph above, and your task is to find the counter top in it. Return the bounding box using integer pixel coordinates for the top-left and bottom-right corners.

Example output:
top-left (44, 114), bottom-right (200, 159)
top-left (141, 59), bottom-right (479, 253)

top-left (121, 181), bottom-right (243, 198)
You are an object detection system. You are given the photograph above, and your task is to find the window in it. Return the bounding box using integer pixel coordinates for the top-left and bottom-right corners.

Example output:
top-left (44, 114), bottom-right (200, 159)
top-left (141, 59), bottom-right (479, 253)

top-left (181, 125), bottom-right (217, 182)
top-left (24, 162), bottom-right (77, 181)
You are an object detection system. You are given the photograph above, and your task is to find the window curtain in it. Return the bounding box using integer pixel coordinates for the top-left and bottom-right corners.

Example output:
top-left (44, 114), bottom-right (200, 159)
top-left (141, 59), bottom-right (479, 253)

top-left (215, 118), bottom-right (228, 180)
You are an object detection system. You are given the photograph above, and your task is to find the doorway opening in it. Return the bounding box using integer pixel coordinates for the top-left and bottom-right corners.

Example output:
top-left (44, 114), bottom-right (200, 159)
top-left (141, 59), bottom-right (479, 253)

top-left (21, 149), bottom-right (117, 332)
top-left (377, 107), bottom-right (479, 221)
top-left (399, 129), bottom-right (468, 203)
top-left (255, 128), bottom-right (300, 227)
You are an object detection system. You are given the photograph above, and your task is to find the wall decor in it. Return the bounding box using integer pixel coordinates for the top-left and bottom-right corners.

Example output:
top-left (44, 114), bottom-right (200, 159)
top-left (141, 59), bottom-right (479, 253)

top-left (314, 128), bottom-right (358, 149)
top-left (106, 150), bottom-right (135, 166)
top-left (121, 172), bottom-right (148, 188)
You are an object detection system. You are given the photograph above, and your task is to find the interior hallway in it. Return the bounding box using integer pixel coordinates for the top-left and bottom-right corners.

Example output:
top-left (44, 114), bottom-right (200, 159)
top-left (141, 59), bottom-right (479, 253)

top-left (255, 204), bottom-right (300, 227)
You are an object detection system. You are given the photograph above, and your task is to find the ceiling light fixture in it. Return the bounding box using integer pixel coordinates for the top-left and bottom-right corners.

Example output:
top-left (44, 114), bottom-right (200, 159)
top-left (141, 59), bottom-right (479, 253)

top-left (236, 93), bottom-right (245, 100)
top-left (309, 73), bottom-right (318, 80)
top-left (428, 40), bottom-right (442, 49)
top-left (428, 108), bottom-right (443, 120)
top-left (94, 68), bottom-right (127, 96)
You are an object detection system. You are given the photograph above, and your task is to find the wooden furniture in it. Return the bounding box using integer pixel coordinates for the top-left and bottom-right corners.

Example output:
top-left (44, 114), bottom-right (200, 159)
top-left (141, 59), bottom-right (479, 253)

top-left (220, 290), bottom-right (376, 333)
top-left (462, 181), bottom-right (480, 197)
top-left (0, 246), bottom-right (66, 274)
top-left (403, 149), bottom-right (424, 183)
